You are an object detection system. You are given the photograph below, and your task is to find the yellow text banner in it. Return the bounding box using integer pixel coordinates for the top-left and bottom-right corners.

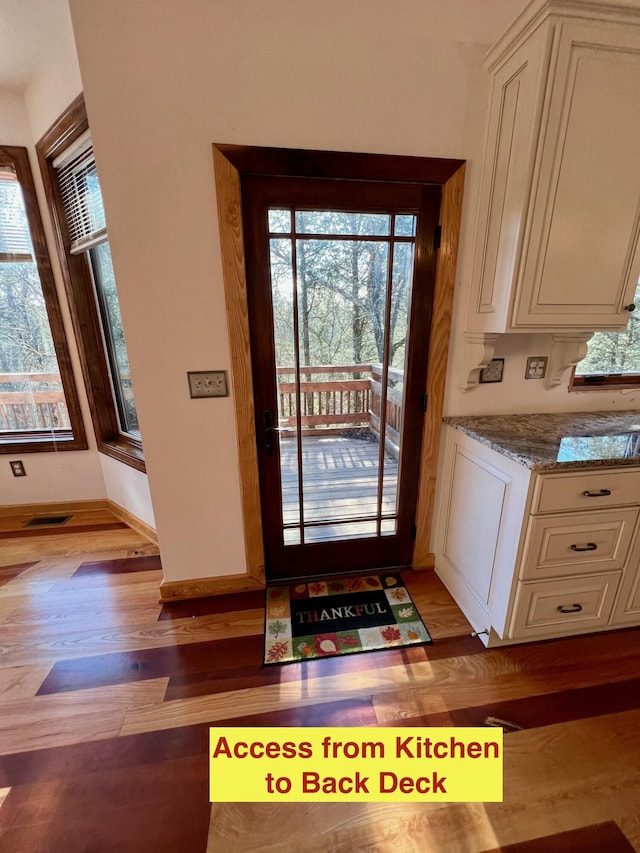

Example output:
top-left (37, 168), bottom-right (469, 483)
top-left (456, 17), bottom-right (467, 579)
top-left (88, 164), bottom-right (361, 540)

top-left (210, 727), bottom-right (502, 802)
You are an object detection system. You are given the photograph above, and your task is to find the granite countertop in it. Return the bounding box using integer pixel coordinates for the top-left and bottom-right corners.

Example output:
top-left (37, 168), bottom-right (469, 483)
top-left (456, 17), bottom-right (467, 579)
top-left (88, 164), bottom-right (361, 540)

top-left (443, 411), bottom-right (640, 471)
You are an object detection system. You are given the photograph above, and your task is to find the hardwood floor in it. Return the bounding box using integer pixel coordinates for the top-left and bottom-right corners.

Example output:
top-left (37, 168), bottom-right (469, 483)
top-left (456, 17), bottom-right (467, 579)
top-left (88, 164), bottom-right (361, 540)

top-left (0, 517), bottom-right (639, 851)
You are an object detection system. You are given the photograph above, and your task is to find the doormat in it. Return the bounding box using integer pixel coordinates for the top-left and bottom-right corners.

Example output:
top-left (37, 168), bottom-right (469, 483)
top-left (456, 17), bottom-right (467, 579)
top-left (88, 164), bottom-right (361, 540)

top-left (263, 572), bottom-right (432, 665)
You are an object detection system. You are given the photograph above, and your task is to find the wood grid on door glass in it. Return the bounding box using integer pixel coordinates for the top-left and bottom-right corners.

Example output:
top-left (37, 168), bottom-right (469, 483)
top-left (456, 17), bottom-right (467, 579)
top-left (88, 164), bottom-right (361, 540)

top-left (270, 208), bottom-right (416, 545)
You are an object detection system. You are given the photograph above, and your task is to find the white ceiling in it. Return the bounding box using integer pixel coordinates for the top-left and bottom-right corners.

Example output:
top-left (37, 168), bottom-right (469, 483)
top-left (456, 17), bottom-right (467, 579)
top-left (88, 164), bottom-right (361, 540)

top-left (0, 0), bottom-right (74, 92)
top-left (0, 0), bottom-right (531, 94)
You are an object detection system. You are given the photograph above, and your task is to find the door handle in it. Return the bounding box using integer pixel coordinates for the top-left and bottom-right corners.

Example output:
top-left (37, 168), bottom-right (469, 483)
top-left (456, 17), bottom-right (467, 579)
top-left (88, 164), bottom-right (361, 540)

top-left (570, 543), bottom-right (597, 552)
top-left (262, 410), bottom-right (294, 455)
top-left (582, 489), bottom-right (611, 497)
top-left (263, 409), bottom-right (277, 456)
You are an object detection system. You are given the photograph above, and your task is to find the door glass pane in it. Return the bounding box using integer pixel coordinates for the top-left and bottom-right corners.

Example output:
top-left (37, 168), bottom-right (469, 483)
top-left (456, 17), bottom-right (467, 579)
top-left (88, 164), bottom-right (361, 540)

top-left (295, 211), bottom-right (390, 236)
top-left (394, 214), bottom-right (416, 237)
top-left (0, 168), bottom-right (70, 433)
top-left (268, 208), bottom-right (416, 546)
top-left (90, 242), bottom-right (140, 436)
top-left (268, 210), bottom-right (291, 234)
top-left (270, 237), bottom-right (302, 542)
top-left (382, 234), bottom-right (416, 529)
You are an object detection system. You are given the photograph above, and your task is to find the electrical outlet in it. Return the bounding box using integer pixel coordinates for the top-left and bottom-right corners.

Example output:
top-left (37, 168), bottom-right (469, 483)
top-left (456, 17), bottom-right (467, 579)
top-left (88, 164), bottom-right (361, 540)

top-left (187, 370), bottom-right (229, 398)
top-left (525, 356), bottom-right (548, 380)
top-left (479, 358), bottom-right (504, 384)
top-left (10, 460), bottom-right (26, 477)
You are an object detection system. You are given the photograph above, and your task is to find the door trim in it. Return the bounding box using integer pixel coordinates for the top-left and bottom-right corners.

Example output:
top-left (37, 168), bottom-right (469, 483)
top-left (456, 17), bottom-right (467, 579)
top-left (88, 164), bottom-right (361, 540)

top-left (213, 144), bottom-right (465, 587)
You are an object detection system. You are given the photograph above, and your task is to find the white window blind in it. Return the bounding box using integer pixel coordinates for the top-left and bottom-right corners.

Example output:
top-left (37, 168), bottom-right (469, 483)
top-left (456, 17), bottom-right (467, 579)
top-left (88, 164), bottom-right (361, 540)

top-left (55, 138), bottom-right (107, 254)
top-left (0, 168), bottom-right (33, 256)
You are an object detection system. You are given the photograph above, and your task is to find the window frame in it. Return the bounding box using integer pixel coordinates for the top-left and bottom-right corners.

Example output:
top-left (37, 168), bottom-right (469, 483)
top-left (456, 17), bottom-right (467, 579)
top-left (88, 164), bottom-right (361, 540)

top-left (36, 95), bottom-right (144, 472)
top-left (0, 144), bottom-right (87, 454)
top-left (570, 285), bottom-right (640, 391)
top-left (570, 368), bottom-right (640, 391)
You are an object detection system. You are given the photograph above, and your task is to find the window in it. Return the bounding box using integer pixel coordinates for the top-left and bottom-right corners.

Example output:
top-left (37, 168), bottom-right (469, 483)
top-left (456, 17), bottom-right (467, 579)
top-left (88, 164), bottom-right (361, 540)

top-left (0, 145), bottom-right (86, 453)
top-left (572, 277), bottom-right (640, 389)
top-left (37, 96), bottom-right (144, 471)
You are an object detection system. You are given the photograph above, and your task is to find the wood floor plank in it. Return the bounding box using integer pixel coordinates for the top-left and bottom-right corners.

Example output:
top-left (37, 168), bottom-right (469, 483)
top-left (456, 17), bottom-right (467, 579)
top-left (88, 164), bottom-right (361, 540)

top-left (0, 665), bottom-right (52, 702)
top-left (0, 609), bottom-right (265, 667)
top-left (158, 589), bottom-right (266, 620)
top-left (0, 755), bottom-right (210, 853)
top-left (36, 631), bottom-right (483, 699)
top-left (0, 562), bottom-right (39, 587)
top-left (0, 723), bottom-right (210, 788)
top-left (122, 622), bottom-right (640, 737)
top-left (478, 821), bottom-right (635, 852)
top-left (0, 679), bottom-right (169, 755)
top-left (379, 676), bottom-right (640, 730)
top-left (0, 528), bottom-right (155, 564)
top-left (72, 555), bottom-right (162, 576)
top-left (1, 522), bottom-right (128, 539)
top-left (165, 634), bottom-right (485, 702)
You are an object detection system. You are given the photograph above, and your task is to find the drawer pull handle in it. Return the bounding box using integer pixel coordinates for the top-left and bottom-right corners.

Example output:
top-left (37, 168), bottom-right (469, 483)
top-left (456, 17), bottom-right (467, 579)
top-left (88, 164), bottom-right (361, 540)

top-left (570, 542), bottom-right (597, 552)
top-left (557, 604), bottom-right (583, 614)
top-left (582, 489), bottom-right (611, 497)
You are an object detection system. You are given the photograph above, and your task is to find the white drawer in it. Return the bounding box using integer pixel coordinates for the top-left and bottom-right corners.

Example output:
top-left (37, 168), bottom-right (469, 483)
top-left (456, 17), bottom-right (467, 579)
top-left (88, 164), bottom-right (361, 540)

top-left (511, 573), bottom-right (621, 639)
top-left (520, 508), bottom-right (639, 580)
top-left (532, 468), bottom-right (640, 514)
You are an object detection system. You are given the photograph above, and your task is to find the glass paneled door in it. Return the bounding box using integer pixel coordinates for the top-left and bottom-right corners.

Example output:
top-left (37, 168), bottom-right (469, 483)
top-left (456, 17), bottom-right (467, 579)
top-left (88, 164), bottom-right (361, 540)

top-left (243, 176), bottom-right (441, 580)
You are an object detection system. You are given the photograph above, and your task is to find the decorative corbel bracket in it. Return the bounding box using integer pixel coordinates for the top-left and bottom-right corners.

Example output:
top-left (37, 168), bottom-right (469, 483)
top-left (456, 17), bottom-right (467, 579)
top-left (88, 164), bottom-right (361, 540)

top-left (461, 332), bottom-right (501, 391)
top-left (545, 332), bottom-right (594, 388)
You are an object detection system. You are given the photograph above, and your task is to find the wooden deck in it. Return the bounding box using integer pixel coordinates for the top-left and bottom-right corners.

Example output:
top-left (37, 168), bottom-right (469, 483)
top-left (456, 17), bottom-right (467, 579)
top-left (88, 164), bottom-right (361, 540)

top-left (279, 434), bottom-right (398, 542)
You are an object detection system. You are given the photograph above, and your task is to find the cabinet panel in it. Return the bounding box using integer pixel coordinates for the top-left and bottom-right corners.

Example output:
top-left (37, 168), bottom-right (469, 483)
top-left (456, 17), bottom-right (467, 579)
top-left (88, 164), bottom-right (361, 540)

top-left (511, 572), bottom-right (620, 639)
top-left (514, 25), bottom-right (640, 328)
top-left (533, 468), bottom-right (640, 514)
top-left (521, 508), bottom-right (638, 580)
top-left (613, 535), bottom-right (640, 624)
top-left (442, 448), bottom-right (507, 605)
top-left (474, 25), bottom-right (550, 324)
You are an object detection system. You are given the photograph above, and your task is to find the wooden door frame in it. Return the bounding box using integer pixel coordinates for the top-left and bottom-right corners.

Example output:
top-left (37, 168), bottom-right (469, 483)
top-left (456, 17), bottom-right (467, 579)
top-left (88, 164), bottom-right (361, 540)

top-left (192, 144), bottom-right (465, 598)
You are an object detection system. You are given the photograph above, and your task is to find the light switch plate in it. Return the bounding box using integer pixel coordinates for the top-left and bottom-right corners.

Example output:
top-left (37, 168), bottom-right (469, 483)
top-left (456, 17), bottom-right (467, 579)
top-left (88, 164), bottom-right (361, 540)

top-left (525, 356), bottom-right (548, 380)
top-left (187, 371), bottom-right (229, 398)
top-left (479, 358), bottom-right (504, 384)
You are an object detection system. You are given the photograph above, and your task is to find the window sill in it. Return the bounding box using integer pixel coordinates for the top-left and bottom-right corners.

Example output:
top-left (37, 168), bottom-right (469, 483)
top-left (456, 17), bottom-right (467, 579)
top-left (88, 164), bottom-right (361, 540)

top-left (99, 436), bottom-right (146, 473)
top-left (0, 431), bottom-right (88, 454)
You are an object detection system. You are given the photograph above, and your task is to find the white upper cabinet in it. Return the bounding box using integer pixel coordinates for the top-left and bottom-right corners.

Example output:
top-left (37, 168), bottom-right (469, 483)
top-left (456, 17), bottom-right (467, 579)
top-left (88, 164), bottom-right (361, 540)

top-left (470, 0), bottom-right (640, 334)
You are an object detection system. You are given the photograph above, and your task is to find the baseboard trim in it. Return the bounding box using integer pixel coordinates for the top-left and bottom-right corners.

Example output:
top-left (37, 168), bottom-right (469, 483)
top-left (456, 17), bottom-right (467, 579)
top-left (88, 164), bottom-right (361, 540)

top-left (106, 500), bottom-right (157, 545)
top-left (160, 573), bottom-right (265, 601)
top-left (0, 499), bottom-right (109, 517)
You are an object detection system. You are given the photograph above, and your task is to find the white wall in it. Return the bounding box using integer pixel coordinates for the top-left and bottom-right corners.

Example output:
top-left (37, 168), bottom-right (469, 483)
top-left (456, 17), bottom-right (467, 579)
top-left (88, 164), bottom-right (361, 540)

top-left (68, 0), bottom-right (635, 583)
top-left (99, 454), bottom-right (155, 528)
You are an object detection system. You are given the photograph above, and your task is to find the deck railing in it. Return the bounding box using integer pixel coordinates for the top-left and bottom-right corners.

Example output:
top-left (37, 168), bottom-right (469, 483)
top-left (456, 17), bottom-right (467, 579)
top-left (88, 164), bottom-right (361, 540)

top-left (276, 363), bottom-right (404, 456)
top-left (1, 366), bottom-right (404, 451)
top-left (0, 373), bottom-right (69, 431)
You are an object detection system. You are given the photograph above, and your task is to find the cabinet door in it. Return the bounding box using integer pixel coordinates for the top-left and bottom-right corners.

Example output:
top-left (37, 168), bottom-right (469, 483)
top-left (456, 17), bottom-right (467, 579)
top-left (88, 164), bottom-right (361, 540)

top-left (612, 533), bottom-right (640, 624)
top-left (513, 21), bottom-right (640, 329)
top-left (472, 24), bottom-right (550, 329)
